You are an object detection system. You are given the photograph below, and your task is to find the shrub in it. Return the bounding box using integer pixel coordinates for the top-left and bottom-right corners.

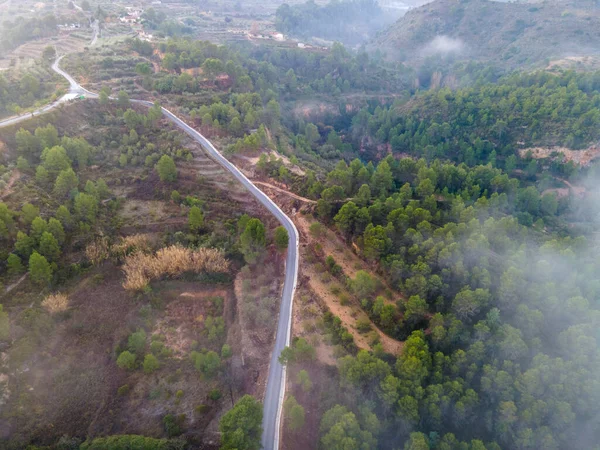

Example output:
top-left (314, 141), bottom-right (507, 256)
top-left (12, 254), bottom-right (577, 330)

top-left (221, 343), bottom-right (232, 359)
top-left (143, 354), bottom-right (160, 373)
top-left (163, 413), bottom-right (185, 437)
top-left (188, 206), bottom-right (204, 232)
top-left (356, 317), bottom-right (372, 333)
top-left (190, 350), bottom-right (221, 378)
top-left (80, 435), bottom-right (174, 449)
top-left (128, 329), bottom-right (147, 355)
top-left (117, 384), bottom-right (130, 396)
top-left (42, 293), bottom-right (69, 314)
top-left (209, 388), bottom-right (222, 401)
top-left (116, 350), bottom-right (136, 370)
top-left (195, 404), bottom-right (209, 415)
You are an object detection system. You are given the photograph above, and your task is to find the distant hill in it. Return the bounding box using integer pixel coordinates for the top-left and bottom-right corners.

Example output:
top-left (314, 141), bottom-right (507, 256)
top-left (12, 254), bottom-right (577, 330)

top-left (372, 0), bottom-right (600, 70)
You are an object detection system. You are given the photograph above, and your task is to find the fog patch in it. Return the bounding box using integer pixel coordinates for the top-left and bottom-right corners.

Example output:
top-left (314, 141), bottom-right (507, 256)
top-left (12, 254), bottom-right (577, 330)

top-left (423, 35), bottom-right (465, 55)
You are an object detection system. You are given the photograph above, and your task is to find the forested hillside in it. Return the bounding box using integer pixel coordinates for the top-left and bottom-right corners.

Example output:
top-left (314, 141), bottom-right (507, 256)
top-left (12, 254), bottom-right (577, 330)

top-left (279, 153), bottom-right (600, 449)
top-left (343, 70), bottom-right (600, 170)
top-left (374, 0), bottom-right (600, 70)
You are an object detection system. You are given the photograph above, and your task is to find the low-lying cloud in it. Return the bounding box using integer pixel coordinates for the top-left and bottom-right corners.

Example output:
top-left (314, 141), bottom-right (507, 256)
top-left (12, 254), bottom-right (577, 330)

top-left (423, 35), bottom-right (465, 55)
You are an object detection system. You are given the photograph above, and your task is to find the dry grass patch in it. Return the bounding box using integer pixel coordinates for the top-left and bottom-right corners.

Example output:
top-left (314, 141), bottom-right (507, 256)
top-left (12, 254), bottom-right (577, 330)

top-left (111, 234), bottom-right (154, 259)
top-left (86, 234), bottom-right (155, 266)
top-left (85, 237), bottom-right (110, 265)
top-left (123, 245), bottom-right (229, 291)
top-left (42, 293), bottom-right (69, 314)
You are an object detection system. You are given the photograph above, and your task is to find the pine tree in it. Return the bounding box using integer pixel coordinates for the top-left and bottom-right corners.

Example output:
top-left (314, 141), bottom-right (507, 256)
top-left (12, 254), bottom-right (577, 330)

top-left (29, 251), bottom-right (53, 285)
top-left (155, 155), bottom-right (177, 182)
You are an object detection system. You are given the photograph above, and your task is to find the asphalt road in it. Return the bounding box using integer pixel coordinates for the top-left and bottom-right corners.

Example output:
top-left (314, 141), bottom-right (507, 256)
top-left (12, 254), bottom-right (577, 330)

top-left (158, 106), bottom-right (299, 450)
top-left (0, 55), bottom-right (299, 450)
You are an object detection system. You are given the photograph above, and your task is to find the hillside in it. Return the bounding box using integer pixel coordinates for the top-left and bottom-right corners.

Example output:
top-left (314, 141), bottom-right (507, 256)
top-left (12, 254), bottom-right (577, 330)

top-left (373, 0), bottom-right (600, 70)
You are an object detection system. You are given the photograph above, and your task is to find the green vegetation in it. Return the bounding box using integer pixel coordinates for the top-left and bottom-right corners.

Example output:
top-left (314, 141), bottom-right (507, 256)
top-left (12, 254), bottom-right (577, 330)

top-left (219, 395), bottom-right (263, 450)
top-left (273, 226), bottom-right (289, 251)
top-left (350, 71), bottom-right (600, 167)
top-left (80, 435), bottom-right (184, 449)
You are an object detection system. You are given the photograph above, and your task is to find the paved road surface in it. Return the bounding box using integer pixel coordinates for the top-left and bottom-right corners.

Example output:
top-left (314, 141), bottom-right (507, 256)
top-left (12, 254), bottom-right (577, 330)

top-left (0, 54), bottom-right (298, 450)
top-left (157, 105), bottom-right (299, 450)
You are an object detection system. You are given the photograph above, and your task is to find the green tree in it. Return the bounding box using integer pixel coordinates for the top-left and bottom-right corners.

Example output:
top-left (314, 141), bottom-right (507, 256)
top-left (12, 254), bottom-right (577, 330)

top-left (74, 192), bottom-right (99, 223)
top-left (16, 129), bottom-right (41, 158)
top-left (42, 45), bottom-right (56, 61)
top-left (35, 124), bottom-right (59, 149)
top-left (117, 90), bottom-right (130, 109)
top-left (7, 254), bottom-right (24, 277)
top-left (273, 226), bottom-right (289, 251)
top-left (29, 251), bottom-right (52, 285)
top-left (39, 231), bottom-right (60, 262)
top-left (221, 343), bottom-right (232, 359)
top-left (15, 232), bottom-right (34, 258)
top-left (349, 270), bottom-right (377, 299)
top-left (16, 156), bottom-right (29, 171)
top-left (42, 145), bottom-right (71, 174)
top-left (55, 205), bottom-right (72, 230)
top-left (356, 184), bottom-right (371, 207)
top-left (219, 395), bottom-right (263, 450)
top-left (128, 329), bottom-right (147, 355)
top-left (305, 123), bottom-right (320, 146)
top-left (284, 395), bottom-right (305, 431)
top-left (191, 350), bottom-right (221, 378)
top-left (35, 165), bottom-right (49, 185)
top-left (16, 128), bottom-right (41, 158)
top-left (404, 432), bottom-right (430, 450)
top-left (21, 203), bottom-right (40, 226)
top-left (371, 160), bottom-right (393, 197)
top-left (53, 168), bottom-right (79, 199)
top-left (320, 405), bottom-right (377, 450)
top-left (296, 369), bottom-right (313, 392)
top-left (156, 155), bottom-right (177, 182)
top-left (229, 116), bottom-right (243, 137)
top-left (30, 216), bottom-right (48, 242)
top-left (117, 350), bottom-right (136, 370)
top-left (188, 206), bottom-right (204, 232)
top-left (143, 354), bottom-right (160, 373)
top-left (240, 218), bottom-right (266, 263)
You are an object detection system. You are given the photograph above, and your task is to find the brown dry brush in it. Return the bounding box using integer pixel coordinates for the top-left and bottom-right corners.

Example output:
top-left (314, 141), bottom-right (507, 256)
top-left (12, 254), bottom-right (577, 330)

top-left (42, 293), bottom-right (69, 314)
top-left (122, 245), bottom-right (229, 291)
top-left (85, 234), bottom-right (155, 266)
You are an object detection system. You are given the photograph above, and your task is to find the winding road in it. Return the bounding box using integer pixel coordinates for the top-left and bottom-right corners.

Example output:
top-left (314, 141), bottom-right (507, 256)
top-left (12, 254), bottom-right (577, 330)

top-left (0, 53), bottom-right (298, 450)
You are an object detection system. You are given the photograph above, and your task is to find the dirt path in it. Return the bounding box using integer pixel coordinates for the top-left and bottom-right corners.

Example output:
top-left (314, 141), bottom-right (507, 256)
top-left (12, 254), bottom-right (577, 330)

top-left (0, 169), bottom-right (21, 199)
top-left (253, 181), bottom-right (317, 204)
top-left (303, 260), bottom-right (403, 355)
top-left (5, 274), bottom-right (27, 294)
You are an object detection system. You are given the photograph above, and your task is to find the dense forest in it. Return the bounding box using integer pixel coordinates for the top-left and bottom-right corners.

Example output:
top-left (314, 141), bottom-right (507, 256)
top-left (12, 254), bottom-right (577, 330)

top-left (342, 70), bottom-right (600, 168)
top-left (276, 153), bottom-right (600, 449)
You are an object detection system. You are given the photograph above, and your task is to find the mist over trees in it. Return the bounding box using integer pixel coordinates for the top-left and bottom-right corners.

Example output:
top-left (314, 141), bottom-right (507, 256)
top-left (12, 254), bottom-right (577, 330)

top-left (275, 0), bottom-right (397, 46)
